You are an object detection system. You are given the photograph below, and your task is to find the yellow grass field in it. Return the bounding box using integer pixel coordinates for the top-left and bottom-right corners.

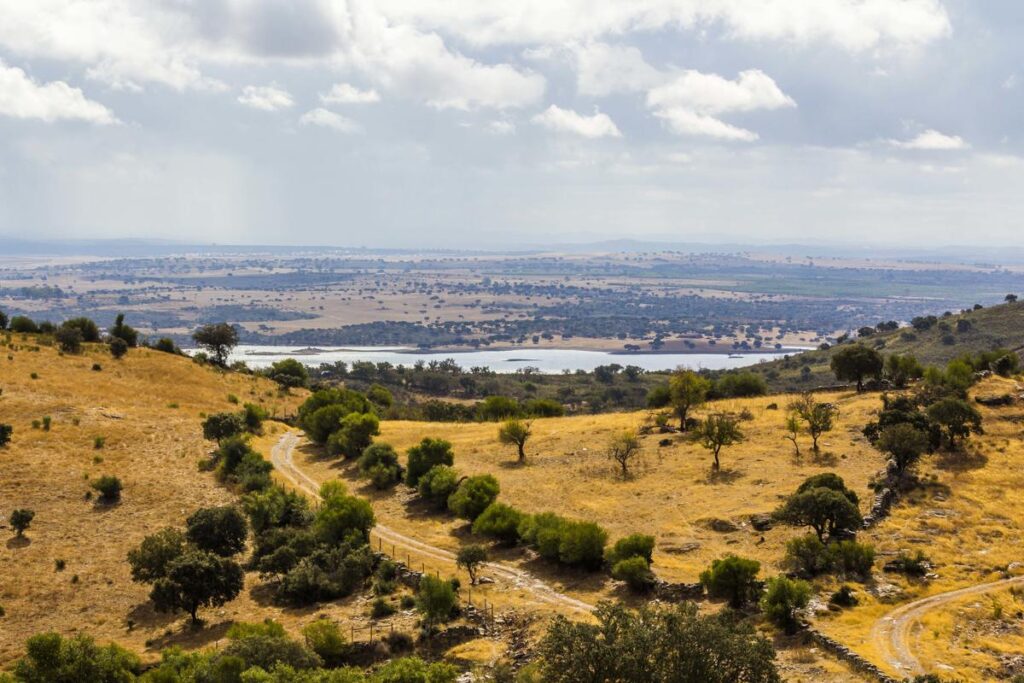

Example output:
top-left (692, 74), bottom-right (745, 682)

top-left (0, 339), bottom-right (434, 667)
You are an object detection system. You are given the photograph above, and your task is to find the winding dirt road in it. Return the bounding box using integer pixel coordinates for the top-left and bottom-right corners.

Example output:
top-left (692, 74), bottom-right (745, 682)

top-left (269, 431), bottom-right (594, 614)
top-left (868, 574), bottom-right (1024, 677)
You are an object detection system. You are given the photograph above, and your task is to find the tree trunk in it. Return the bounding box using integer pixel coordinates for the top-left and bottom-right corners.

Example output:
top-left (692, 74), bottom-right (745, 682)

top-left (517, 442), bottom-right (525, 462)
top-left (712, 448), bottom-right (721, 470)
top-left (679, 407), bottom-right (688, 431)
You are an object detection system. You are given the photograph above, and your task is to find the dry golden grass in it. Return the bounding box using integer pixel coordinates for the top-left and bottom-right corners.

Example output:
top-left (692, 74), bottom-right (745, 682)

top-left (291, 390), bottom-right (887, 608)
top-left (817, 376), bottom-right (1024, 681)
top-left (0, 338), bottom-right (416, 666)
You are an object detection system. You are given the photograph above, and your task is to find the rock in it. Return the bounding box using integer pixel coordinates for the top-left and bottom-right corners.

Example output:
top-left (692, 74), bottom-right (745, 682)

top-left (976, 393), bottom-right (1015, 407)
top-left (660, 541), bottom-right (701, 554)
top-left (703, 518), bottom-right (740, 533)
top-left (750, 513), bottom-right (773, 531)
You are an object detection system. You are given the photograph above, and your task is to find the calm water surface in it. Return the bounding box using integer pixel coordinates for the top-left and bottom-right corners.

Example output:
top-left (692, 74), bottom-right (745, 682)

top-left (219, 345), bottom-right (801, 374)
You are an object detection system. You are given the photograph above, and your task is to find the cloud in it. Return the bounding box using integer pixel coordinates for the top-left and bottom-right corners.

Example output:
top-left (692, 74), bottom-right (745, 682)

top-left (646, 69), bottom-right (794, 140)
top-left (0, 60), bottom-right (117, 124)
top-left (890, 129), bottom-right (968, 150)
top-left (238, 84), bottom-right (294, 111)
top-left (379, 0), bottom-right (951, 52)
top-left (299, 107), bottom-right (360, 133)
top-left (573, 42), bottom-right (663, 96)
top-left (652, 109), bottom-right (757, 141)
top-left (487, 119), bottom-right (516, 135)
top-left (321, 83), bottom-right (381, 104)
top-left (532, 105), bottom-right (621, 138)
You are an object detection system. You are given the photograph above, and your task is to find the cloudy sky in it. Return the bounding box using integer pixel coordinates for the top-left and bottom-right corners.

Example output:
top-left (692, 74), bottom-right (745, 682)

top-left (0, 0), bottom-right (1021, 249)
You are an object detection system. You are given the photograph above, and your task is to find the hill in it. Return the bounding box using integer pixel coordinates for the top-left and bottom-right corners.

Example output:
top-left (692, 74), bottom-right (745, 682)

top-left (752, 299), bottom-right (1024, 392)
top-left (0, 340), bottom-right (312, 663)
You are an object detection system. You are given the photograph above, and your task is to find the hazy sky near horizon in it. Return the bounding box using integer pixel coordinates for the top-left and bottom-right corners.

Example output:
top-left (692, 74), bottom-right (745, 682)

top-left (1, 1), bottom-right (1022, 249)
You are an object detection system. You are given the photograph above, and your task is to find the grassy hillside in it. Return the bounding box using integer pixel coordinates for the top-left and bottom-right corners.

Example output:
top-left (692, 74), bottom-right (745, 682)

top-left (753, 300), bottom-right (1024, 392)
top-left (0, 339), bottom-right (317, 664)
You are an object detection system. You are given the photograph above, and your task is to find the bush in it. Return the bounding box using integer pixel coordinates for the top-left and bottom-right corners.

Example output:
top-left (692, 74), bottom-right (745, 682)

top-left (537, 601), bottom-right (779, 682)
top-left (556, 521), bottom-right (608, 570)
top-left (447, 474), bottom-right (500, 521)
top-left (203, 412), bottom-right (245, 441)
top-left (784, 535), bottom-right (830, 576)
top-left (14, 633), bottom-right (141, 682)
top-left (829, 585), bottom-right (858, 608)
top-left (827, 540), bottom-right (875, 578)
top-left (374, 657), bottom-right (459, 683)
top-left (417, 465), bottom-right (460, 510)
top-left (371, 596), bottom-right (397, 618)
top-left (700, 555), bottom-right (761, 608)
top-left (472, 503), bottom-right (524, 544)
top-left (606, 533), bottom-right (655, 566)
top-left (109, 337), bottom-right (128, 359)
top-left (63, 317), bottom-right (101, 342)
top-left (55, 325), bottom-right (83, 354)
top-left (153, 338), bottom-right (178, 354)
top-left (91, 475), bottom-right (123, 502)
top-left (713, 372), bottom-right (768, 398)
top-left (0, 423), bottom-right (12, 447)
top-left (611, 556), bottom-right (655, 591)
top-left (406, 437), bottom-right (454, 486)
top-left (9, 315), bottom-right (38, 334)
top-left (358, 443), bottom-right (402, 489)
top-left (301, 618), bottom-right (350, 667)
top-left (416, 575), bottom-right (458, 630)
top-left (760, 576), bottom-right (811, 634)
top-left (326, 412), bottom-right (380, 459)
top-left (242, 403), bottom-right (268, 433)
top-left (268, 358), bottom-right (309, 388)
top-left (523, 398), bottom-right (565, 417)
top-left (477, 395), bottom-right (520, 421)
top-left (314, 482), bottom-right (375, 544)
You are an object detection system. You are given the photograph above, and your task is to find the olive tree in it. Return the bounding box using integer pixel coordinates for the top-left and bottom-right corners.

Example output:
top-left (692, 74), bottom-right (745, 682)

top-left (876, 423), bottom-right (929, 475)
top-left (668, 370), bottom-right (711, 431)
top-left (456, 545), bottom-right (488, 585)
top-left (699, 414), bottom-right (744, 471)
top-left (607, 429), bottom-right (641, 476)
top-left (776, 474), bottom-right (862, 543)
top-left (192, 323), bottom-right (239, 367)
top-left (150, 548), bottom-right (245, 623)
top-left (497, 419), bottom-right (531, 463)
top-left (788, 394), bottom-right (839, 453)
top-left (927, 397), bottom-right (983, 449)
top-left (10, 508), bottom-right (35, 537)
top-left (700, 555), bottom-right (761, 608)
top-left (830, 344), bottom-right (883, 391)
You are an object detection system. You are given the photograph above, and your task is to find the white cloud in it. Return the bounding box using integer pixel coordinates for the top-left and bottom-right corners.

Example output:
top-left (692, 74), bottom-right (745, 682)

top-left (573, 42), bottom-right (663, 96)
top-left (238, 84), bottom-right (294, 111)
top-left (0, 60), bottom-right (117, 124)
top-left (487, 119), bottom-right (516, 135)
top-left (646, 69), bottom-right (794, 141)
top-left (653, 108), bottom-right (757, 141)
top-left (647, 69), bottom-right (795, 114)
top-left (377, 0), bottom-right (951, 52)
top-left (890, 129), bottom-right (968, 150)
top-left (321, 83), bottom-right (381, 104)
top-left (299, 107), bottom-right (360, 133)
top-left (532, 105), bottom-right (621, 138)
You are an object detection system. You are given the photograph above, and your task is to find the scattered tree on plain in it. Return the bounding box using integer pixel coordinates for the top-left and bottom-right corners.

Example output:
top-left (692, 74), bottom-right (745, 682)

top-left (788, 394), bottom-right (839, 453)
top-left (699, 414), bottom-right (743, 471)
top-left (668, 370), bottom-right (711, 431)
top-left (830, 344), bottom-right (883, 391)
top-left (192, 323), bottom-right (239, 367)
top-left (456, 545), bottom-right (488, 585)
top-left (607, 429), bottom-right (641, 476)
top-left (497, 419), bottom-right (531, 463)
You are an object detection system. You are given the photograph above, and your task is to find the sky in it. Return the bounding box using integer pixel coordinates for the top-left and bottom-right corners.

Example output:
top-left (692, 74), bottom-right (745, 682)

top-left (0, 0), bottom-right (1022, 250)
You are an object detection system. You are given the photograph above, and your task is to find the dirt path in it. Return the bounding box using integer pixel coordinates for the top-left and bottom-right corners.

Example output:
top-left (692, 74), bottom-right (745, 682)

top-left (868, 574), bottom-right (1024, 677)
top-left (269, 431), bottom-right (595, 614)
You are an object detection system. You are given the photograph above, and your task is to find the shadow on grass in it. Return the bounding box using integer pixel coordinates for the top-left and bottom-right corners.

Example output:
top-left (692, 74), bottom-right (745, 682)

top-left (933, 448), bottom-right (988, 472)
top-left (703, 467), bottom-right (744, 485)
top-left (519, 554), bottom-right (611, 595)
top-left (6, 535), bottom-right (31, 549)
top-left (126, 601), bottom-right (178, 631)
top-left (144, 619), bottom-right (233, 653)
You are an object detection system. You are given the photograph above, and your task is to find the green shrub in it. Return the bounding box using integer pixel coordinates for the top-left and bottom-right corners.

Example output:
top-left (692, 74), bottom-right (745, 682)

top-left (700, 555), bottom-right (761, 608)
top-left (417, 465), bottom-right (460, 510)
top-left (371, 597), bottom-right (397, 619)
top-left (760, 576), bottom-right (811, 634)
top-left (606, 533), bottom-right (655, 566)
top-left (91, 475), bottom-right (123, 502)
top-left (109, 337), bottom-right (128, 359)
top-left (557, 521), bottom-right (608, 570)
top-left (202, 412), bottom-right (245, 441)
top-left (326, 412), bottom-right (380, 459)
top-left (406, 437), bottom-right (455, 486)
top-left (827, 540), bottom-right (875, 578)
top-left (416, 575), bottom-right (458, 631)
top-left (472, 503), bottom-right (523, 544)
top-left (829, 585), bottom-right (858, 608)
top-left (447, 474), bottom-right (500, 521)
top-left (358, 443), bottom-right (402, 489)
top-left (612, 556), bottom-right (655, 591)
top-left (13, 633), bottom-right (141, 681)
top-left (784, 535), bottom-right (830, 576)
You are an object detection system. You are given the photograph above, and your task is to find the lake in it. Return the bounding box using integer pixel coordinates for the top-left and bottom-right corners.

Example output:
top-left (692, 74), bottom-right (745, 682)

top-left (221, 345), bottom-right (801, 374)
